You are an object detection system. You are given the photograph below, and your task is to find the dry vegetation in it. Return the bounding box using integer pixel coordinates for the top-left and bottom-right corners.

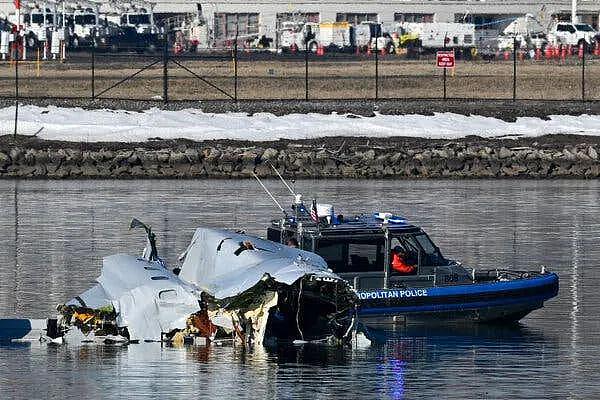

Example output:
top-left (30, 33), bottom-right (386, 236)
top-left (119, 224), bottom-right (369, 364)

top-left (0, 56), bottom-right (599, 101)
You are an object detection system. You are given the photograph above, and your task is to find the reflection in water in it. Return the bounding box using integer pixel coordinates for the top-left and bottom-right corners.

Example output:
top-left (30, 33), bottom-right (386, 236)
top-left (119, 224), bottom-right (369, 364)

top-left (1, 179), bottom-right (600, 399)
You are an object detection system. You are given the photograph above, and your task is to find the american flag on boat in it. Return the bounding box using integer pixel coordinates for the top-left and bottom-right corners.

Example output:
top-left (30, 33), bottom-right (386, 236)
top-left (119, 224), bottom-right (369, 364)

top-left (310, 199), bottom-right (319, 223)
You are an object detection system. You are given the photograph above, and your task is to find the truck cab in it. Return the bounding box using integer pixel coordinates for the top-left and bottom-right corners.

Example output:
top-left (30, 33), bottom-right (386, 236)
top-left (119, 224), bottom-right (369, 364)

top-left (550, 22), bottom-right (597, 46)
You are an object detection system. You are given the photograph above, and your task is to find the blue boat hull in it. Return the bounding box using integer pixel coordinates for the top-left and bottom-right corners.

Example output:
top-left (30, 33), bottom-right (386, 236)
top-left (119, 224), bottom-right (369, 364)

top-left (356, 273), bottom-right (559, 325)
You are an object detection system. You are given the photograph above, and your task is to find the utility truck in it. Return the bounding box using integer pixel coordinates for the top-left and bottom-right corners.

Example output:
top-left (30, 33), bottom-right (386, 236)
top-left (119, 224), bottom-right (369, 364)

top-left (401, 22), bottom-right (476, 52)
top-left (278, 21), bottom-right (352, 52)
top-left (63, 1), bottom-right (101, 48)
top-left (8, 2), bottom-right (58, 48)
top-left (497, 14), bottom-right (548, 50)
top-left (105, 0), bottom-right (158, 34)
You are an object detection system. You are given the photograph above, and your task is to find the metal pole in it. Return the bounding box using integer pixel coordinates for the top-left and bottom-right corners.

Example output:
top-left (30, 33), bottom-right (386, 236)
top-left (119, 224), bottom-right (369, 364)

top-left (305, 38), bottom-right (309, 101)
top-left (375, 29), bottom-right (379, 100)
top-left (14, 36), bottom-right (19, 138)
top-left (91, 39), bottom-right (95, 99)
top-left (513, 36), bottom-right (517, 101)
top-left (163, 36), bottom-right (168, 104)
top-left (383, 226), bottom-right (390, 289)
top-left (234, 32), bottom-right (238, 102)
top-left (443, 35), bottom-right (447, 100)
top-left (582, 41), bottom-right (586, 101)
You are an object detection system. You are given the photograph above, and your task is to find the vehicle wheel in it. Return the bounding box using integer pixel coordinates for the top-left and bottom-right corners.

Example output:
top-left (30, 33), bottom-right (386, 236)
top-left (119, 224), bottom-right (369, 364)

top-left (146, 43), bottom-right (157, 54)
top-left (110, 44), bottom-right (118, 53)
top-left (309, 41), bottom-right (318, 53)
top-left (388, 44), bottom-right (396, 54)
top-left (72, 35), bottom-right (79, 48)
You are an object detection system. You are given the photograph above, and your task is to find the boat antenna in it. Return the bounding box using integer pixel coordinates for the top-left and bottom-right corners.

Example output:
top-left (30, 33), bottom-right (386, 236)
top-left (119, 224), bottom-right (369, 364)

top-left (252, 173), bottom-right (287, 215)
top-left (268, 161), bottom-right (295, 195)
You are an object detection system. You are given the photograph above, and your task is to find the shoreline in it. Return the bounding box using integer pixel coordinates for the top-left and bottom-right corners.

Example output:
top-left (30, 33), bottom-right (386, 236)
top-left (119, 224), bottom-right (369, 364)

top-left (2, 134), bottom-right (600, 179)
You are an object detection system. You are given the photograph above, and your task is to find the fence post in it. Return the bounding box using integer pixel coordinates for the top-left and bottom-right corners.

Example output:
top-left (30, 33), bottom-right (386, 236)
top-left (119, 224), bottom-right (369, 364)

top-left (305, 38), bottom-right (309, 101)
top-left (375, 29), bottom-right (379, 100)
top-left (513, 37), bottom-right (517, 101)
top-left (582, 41), bottom-right (586, 101)
top-left (443, 35), bottom-right (447, 100)
top-left (91, 42), bottom-right (95, 99)
top-left (234, 33), bottom-right (238, 102)
top-left (14, 37), bottom-right (19, 138)
top-left (163, 37), bottom-right (169, 104)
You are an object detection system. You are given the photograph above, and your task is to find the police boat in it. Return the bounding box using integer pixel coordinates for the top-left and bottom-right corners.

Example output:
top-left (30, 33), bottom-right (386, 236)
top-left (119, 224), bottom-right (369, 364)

top-left (263, 197), bottom-right (559, 326)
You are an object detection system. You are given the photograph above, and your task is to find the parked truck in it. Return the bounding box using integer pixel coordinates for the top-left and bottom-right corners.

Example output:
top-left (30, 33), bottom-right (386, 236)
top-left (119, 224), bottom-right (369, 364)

top-left (497, 14), bottom-right (548, 50)
top-left (401, 22), bottom-right (476, 52)
top-left (278, 21), bottom-right (353, 52)
top-left (8, 2), bottom-right (58, 48)
top-left (548, 21), bottom-right (597, 48)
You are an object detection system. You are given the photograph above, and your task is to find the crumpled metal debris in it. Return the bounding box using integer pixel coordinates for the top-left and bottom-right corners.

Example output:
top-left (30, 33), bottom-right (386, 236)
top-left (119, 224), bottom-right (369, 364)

top-left (53, 225), bottom-right (359, 347)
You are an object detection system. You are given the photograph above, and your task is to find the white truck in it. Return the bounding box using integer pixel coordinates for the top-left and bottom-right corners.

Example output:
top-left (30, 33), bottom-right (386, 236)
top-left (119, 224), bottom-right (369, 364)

top-left (278, 21), bottom-right (304, 51)
top-left (401, 22), bottom-right (475, 51)
top-left (548, 22), bottom-right (597, 47)
top-left (105, 0), bottom-right (158, 35)
top-left (497, 14), bottom-right (548, 50)
top-left (8, 3), bottom-right (58, 48)
top-left (278, 21), bottom-right (352, 52)
top-left (64, 3), bottom-right (101, 48)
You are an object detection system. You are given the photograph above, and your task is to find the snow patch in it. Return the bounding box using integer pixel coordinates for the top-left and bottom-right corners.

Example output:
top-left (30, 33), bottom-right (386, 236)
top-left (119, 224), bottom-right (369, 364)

top-left (1, 105), bottom-right (599, 143)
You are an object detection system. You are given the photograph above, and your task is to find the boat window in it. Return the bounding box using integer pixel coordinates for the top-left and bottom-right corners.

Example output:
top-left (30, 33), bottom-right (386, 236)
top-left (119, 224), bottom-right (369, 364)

top-left (414, 234), bottom-right (438, 256)
top-left (317, 242), bottom-right (345, 266)
top-left (393, 233), bottom-right (446, 266)
top-left (348, 243), bottom-right (381, 271)
top-left (316, 239), bottom-right (383, 273)
top-left (151, 276), bottom-right (169, 280)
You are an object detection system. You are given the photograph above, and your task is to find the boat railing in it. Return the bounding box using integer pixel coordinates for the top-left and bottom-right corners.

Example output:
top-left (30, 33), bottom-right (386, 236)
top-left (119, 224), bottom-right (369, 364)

top-left (339, 271), bottom-right (436, 291)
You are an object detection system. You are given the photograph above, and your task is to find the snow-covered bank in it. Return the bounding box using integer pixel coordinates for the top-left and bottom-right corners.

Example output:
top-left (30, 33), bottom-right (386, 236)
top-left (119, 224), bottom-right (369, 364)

top-left (1, 105), bottom-right (600, 143)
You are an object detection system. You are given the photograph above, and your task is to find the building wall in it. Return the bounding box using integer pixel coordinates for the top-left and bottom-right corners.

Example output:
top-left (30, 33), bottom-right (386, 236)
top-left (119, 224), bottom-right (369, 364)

top-left (2, 1), bottom-right (600, 37)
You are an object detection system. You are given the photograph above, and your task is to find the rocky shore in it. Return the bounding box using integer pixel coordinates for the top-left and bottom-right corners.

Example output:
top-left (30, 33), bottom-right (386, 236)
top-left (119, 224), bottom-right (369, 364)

top-left (2, 135), bottom-right (600, 179)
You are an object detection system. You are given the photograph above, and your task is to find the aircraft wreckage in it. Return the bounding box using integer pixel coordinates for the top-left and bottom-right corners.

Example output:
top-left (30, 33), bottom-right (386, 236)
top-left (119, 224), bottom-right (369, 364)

top-left (2, 221), bottom-right (360, 347)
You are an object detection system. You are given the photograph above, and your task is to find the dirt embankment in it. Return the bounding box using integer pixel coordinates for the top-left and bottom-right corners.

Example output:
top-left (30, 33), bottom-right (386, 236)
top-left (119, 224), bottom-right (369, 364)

top-left (2, 134), bottom-right (600, 179)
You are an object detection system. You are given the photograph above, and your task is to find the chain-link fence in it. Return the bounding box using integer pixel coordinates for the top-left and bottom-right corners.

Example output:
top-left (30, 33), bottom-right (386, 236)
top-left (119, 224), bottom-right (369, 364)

top-left (1, 41), bottom-right (599, 103)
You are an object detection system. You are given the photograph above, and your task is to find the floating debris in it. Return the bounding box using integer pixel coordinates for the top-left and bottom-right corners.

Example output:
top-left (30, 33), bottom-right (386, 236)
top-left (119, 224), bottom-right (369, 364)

top-left (2, 222), bottom-right (361, 347)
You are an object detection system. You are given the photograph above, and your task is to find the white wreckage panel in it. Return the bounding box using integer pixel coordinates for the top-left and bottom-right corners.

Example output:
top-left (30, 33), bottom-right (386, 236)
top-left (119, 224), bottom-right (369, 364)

top-left (67, 254), bottom-right (200, 342)
top-left (179, 228), bottom-right (340, 299)
top-left (57, 227), bottom-right (358, 345)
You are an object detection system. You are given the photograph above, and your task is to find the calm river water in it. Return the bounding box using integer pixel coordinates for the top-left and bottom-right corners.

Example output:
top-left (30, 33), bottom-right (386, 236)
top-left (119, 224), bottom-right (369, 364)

top-left (0, 179), bottom-right (599, 399)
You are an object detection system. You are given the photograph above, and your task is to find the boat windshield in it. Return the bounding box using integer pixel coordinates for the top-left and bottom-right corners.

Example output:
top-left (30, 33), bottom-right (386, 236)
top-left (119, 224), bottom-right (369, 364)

top-left (313, 231), bottom-right (446, 274)
top-left (392, 232), bottom-right (446, 266)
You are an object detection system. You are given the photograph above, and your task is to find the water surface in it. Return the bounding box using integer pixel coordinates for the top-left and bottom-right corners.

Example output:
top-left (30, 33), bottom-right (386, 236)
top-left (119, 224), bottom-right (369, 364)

top-left (0, 179), bottom-right (598, 399)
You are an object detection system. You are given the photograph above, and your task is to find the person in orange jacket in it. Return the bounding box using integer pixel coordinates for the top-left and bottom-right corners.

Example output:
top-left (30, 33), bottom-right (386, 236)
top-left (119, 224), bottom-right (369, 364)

top-left (391, 246), bottom-right (417, 275)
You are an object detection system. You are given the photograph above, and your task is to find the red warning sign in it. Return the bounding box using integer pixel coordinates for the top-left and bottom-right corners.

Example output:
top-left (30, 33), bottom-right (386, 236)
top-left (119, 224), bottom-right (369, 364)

top-left (437, 51), bottom-right (455, 68)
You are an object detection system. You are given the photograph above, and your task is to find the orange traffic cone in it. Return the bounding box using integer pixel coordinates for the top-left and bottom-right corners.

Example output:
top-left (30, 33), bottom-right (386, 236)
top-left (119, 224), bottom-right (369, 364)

top-left (545, 45), bottom-right (553, 60)
top-left (578, 43), bottom-right (584, 59)
top-left (561, 45), bottom-right (567, 62)
top-left (503, 50), bottom-right (510, 60)
top-left (535, 48), bottom-right (542, 60)
top-left (594, 41), bottom-right (600, 56)
top-left (316, 45), bottom-right (324, 56)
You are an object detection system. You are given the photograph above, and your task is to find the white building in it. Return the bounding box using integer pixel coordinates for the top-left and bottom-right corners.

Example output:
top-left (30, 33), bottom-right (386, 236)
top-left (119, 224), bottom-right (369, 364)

top-left (2, 1), bottom-right (599, 42)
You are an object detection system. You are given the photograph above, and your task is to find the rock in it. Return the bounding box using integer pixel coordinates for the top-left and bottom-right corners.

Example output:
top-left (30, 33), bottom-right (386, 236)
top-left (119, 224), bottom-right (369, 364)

top-left (185, 148), bottom-right (200, 163)
top-left (262, 148), bottom-right (278, 161)
top-left (588, 146), bottom-right (598, 160)
top-left (24, 149), bottom-right (36, 165)
top-left (0, 151), bottom-right (9, 167)
top-left (498, 147), bottom-right (512, 159)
